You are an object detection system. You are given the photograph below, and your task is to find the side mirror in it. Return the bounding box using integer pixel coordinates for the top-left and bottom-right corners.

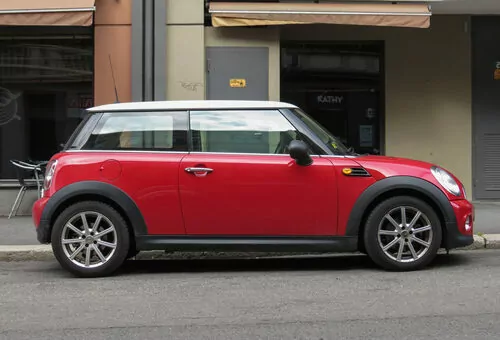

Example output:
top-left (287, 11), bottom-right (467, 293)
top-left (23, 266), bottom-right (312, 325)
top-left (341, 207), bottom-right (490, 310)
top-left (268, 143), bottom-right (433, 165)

top-left (288, 140), bottom-right (313, 166)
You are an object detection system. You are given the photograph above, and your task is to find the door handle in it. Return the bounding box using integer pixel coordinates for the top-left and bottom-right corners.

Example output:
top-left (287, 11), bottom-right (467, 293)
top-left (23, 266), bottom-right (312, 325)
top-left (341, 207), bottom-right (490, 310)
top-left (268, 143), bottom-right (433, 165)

top-left (185, 167), bottom-right (214, 175)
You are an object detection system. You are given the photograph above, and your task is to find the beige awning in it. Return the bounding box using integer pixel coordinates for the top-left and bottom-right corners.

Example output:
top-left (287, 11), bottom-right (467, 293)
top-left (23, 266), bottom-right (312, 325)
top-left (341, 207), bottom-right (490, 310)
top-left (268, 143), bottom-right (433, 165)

top-left (209, 2), bottom-right (432, 29)
top-left (0, 0), bottom-right (96, 26)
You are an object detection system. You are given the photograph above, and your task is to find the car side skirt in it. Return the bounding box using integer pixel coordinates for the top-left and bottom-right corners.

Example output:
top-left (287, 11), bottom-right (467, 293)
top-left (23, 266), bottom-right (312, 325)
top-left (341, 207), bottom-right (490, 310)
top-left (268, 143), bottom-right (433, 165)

top-left (136, 236), bottom-right (358, 253)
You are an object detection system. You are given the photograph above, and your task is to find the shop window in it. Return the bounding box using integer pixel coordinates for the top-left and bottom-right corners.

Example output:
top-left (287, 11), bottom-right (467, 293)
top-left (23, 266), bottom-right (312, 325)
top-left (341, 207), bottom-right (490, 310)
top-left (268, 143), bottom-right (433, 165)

top-left (190, 110), bottom-right (300, 154)
top-left (0, 35), bottom-right (93, 179)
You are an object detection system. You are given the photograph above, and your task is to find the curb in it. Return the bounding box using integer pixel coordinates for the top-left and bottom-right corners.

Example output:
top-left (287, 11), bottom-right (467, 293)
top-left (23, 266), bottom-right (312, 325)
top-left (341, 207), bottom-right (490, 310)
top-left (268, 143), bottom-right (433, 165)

top-left (0, 234), bottom-right (499, 262)
top-left (0, 245), bottom-right (54, 262)
top-left (484, 234), bottom-right (500, 249)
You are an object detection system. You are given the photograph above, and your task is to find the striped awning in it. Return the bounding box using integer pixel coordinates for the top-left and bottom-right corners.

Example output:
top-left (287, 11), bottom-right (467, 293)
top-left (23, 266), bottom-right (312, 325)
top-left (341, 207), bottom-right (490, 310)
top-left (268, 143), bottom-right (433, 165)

top-left (209, 2), bottom-right (432, 29)
top-left (0, 0), bottom-right (96, 26)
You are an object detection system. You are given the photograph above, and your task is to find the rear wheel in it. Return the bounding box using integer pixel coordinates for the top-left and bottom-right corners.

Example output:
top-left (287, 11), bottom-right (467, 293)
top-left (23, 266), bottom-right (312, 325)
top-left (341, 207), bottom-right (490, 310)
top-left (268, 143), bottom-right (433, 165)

top-left (51, 201), bottom-right (130, 278)
top-left (363, 196), bottom-right (442, 271)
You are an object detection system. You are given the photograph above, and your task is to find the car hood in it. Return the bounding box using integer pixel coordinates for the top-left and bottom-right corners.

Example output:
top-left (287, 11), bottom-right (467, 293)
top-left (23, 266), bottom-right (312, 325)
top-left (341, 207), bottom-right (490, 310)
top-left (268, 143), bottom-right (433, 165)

top-left (352, 154), bottom-right (438, 180)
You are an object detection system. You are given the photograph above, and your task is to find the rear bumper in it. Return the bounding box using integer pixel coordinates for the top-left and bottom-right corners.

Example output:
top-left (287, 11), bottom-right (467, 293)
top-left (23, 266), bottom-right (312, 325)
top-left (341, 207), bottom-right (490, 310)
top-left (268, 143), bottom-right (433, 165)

top-left (445, 199), bottom-right (474, 249)
top-left (32, 197), bottom-right (51, 244)
top-left (36, 220), bottom-right (51, 244)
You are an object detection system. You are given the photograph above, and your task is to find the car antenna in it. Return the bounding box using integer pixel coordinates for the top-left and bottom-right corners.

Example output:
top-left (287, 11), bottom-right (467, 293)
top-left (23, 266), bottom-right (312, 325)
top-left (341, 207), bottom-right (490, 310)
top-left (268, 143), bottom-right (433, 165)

top-left (108, 54), bottom-right (120, 103)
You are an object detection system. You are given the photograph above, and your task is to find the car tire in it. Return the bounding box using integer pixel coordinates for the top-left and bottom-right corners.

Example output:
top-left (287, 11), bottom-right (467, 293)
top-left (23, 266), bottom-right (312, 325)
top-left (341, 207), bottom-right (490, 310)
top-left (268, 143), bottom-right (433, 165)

top-left (363, 196), bottom-right (442, 271)
top-left (51, 201), bottom-right (130, 278)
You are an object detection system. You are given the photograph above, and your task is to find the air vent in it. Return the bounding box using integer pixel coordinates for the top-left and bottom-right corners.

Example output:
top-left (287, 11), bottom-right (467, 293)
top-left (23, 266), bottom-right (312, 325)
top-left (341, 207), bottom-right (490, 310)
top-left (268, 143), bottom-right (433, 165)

top-left (343, 167), bottom-right (371, 177)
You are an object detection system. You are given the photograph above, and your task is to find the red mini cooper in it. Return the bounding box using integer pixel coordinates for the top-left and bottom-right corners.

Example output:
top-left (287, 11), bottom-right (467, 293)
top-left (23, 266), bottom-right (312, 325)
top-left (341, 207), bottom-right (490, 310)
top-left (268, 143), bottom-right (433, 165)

top-left (32, 100), bottom-right (474, 277)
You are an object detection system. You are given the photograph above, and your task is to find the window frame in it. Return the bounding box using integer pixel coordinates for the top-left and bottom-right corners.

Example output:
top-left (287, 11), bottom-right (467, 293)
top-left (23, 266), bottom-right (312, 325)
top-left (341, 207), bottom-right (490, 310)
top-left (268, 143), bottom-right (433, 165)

top-left (186, 108), bottom-right (330, 156)
top-left (64, 107), bottom-right (339, 157)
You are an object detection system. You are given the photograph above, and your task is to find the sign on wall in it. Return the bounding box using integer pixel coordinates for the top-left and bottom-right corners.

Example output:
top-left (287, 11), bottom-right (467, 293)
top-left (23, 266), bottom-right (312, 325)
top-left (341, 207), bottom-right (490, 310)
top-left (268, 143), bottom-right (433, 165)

top-left (311, 93), bottom-right (347, 111)
top-left (359, 125), bottom-right (373, 147)
top-left (230, 79), bottom-right (247, 88)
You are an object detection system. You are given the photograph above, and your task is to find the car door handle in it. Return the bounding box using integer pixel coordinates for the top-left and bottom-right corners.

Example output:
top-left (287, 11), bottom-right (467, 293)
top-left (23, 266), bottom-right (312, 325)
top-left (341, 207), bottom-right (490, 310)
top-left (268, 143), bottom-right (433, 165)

top-left (185, 167), bottom-right (214, 174)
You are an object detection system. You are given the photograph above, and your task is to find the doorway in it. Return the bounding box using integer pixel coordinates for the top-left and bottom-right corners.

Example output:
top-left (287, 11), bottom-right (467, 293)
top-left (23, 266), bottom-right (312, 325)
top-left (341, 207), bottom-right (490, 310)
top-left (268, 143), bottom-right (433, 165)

top-left (280, 41), bottom-right (385, 155)
top-left (472, 16), bottom-right (500, 200)
top-left (206, 46), bottom-right (269, 100)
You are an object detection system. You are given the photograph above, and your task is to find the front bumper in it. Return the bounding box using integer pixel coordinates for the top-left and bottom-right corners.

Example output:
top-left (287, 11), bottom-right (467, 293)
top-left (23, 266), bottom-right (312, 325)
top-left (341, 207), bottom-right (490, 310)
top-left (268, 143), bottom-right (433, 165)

top-left (445, 199), bottom-right (474, 249)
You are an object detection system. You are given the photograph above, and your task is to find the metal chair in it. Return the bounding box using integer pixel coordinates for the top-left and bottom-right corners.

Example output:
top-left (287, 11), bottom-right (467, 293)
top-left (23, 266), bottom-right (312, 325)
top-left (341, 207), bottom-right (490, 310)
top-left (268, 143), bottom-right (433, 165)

top-left (8, 160), bottom-right (44, 219)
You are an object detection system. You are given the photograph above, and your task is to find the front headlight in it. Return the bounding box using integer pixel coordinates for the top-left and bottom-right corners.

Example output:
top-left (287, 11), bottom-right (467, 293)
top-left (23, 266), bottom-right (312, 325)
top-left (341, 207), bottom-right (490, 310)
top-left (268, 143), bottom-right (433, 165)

top-left (431, 166), bottom-right (461, 196)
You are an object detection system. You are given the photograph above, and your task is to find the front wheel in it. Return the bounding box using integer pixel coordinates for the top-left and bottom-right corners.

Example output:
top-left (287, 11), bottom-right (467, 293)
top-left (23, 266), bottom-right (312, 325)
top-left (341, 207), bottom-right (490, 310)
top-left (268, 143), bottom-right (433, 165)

top-left (51, 201), bottom-right (130, 278)
top-left (363, 196), bottom-right (442, 271)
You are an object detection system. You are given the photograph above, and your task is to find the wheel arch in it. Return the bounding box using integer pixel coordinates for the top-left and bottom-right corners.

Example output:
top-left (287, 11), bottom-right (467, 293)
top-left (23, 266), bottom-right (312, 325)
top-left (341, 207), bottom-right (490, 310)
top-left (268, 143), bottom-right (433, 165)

top-left (41, 181), bottom-right (148, 243)
top-left (345, 176), bottom-right (456, 249)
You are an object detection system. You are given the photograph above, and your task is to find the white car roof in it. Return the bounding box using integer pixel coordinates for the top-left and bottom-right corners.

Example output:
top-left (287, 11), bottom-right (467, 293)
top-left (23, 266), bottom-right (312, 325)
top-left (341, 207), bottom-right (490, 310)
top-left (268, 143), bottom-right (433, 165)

top-left (88, 100), bottom-right (298, 112)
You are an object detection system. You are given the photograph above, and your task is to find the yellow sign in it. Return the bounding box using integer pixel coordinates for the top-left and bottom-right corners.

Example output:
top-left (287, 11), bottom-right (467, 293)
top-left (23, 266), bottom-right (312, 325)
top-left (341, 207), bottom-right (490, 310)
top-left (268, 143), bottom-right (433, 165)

top-left (229, 79), bottom-right (246, 88)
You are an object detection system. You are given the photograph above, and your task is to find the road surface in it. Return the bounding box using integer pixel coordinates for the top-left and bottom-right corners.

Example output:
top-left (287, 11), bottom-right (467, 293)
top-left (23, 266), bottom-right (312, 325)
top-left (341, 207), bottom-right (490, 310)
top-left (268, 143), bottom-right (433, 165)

top-left (1, 250), bottom-right (500, 339)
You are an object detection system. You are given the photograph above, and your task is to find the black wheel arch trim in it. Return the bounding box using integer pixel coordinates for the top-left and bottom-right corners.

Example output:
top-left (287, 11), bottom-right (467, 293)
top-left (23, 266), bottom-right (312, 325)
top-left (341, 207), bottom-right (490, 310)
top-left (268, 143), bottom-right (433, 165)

top-left (345, 175), bottom-right (458, 239)
top-left (39, 181), bottom-right (148, 242)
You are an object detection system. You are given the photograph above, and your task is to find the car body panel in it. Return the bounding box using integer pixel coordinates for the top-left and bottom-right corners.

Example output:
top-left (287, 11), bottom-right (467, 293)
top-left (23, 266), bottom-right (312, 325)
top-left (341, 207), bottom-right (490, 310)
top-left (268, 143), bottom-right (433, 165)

top-left (43, 151), bottom-right (187, 235)
top-left (321, 156), bottom-right (378, 236)
top-left (353, 155), bottom-right (467, 201)
top-left (179, 153), bottom-right (338, 236)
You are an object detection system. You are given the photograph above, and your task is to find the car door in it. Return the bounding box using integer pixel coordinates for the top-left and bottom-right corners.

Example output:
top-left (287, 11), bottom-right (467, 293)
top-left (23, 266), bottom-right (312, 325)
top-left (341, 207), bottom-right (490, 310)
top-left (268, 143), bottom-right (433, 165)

top-left (178, 108), bottom-right (338, 236)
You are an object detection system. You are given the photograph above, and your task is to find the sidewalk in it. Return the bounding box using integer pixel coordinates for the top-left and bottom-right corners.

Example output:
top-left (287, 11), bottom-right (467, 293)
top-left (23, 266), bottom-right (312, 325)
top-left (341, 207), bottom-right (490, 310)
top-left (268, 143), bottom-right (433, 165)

top-left (0, 216), bottom-right (38, 245)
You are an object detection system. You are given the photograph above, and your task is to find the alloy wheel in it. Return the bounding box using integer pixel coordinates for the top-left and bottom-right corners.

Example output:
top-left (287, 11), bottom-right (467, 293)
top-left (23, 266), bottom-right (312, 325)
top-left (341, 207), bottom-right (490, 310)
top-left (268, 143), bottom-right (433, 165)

top-left (377, 206), bottom-right (433, 263)
top-left (61, 211), bottom-right (117, 268)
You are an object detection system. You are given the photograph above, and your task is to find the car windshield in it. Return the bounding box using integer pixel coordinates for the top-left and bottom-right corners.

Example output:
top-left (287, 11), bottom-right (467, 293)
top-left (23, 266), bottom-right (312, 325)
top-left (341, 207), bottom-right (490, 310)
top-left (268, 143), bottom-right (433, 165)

top-left (289, 108), bottom-right (350, 155)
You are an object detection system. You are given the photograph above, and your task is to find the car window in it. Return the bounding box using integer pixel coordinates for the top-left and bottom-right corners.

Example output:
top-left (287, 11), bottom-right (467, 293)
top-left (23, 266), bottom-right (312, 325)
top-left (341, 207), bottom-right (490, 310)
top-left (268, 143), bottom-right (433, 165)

top-left (64, 112), bottom-right (100, 150)
top-left (81, 111), bottom-right (189, 151)
top-left (289, 108), bottom-right (349, 155)
top-left (190, 109), bottom-right (301, 154)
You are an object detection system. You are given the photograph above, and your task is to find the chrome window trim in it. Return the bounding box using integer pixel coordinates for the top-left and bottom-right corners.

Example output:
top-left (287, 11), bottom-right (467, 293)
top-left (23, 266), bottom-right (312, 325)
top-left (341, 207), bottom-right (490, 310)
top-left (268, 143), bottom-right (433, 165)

top-left (63, 149), bottom-right (350, 158)
top-left (64, 150), bottom-right (189, 155)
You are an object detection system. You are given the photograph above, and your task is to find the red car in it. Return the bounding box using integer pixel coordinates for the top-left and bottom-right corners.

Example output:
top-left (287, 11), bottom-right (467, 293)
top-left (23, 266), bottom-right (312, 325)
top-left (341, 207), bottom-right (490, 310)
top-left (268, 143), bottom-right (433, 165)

top-left (32, 100), bottom-right (474, 277)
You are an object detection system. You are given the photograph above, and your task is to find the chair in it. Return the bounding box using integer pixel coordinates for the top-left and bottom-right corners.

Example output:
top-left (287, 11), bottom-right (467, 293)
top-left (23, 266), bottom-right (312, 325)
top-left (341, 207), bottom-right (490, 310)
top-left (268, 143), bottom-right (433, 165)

top-left (8, 160), bottom-right (44, 219)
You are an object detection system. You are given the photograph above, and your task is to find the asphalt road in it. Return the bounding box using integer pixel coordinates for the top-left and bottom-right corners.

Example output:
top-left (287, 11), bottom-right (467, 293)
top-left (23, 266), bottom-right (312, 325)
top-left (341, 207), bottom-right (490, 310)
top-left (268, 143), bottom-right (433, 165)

top-left (1, 250), bottom-right (500, 339)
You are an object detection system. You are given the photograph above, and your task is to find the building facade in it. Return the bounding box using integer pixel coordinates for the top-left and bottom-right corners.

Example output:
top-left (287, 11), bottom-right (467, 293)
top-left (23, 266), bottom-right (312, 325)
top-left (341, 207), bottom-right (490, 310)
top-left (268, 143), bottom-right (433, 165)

top-left (0, 0), bottom-right (131, 215)
top-left (0, 0), bottom-right (499, 216)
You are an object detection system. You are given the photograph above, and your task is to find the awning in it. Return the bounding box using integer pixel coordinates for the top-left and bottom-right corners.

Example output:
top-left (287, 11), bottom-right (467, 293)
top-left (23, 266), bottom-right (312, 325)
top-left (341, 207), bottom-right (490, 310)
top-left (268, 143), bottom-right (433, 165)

top-left (0, 0), bottom-right (96, 26)
top-left (209, 2), bottom-right (432, 29)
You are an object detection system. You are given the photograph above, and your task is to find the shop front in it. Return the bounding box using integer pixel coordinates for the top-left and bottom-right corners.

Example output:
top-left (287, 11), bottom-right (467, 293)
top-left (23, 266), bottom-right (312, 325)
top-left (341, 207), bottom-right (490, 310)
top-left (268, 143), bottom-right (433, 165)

top-left (190, 0), bottom-right (473, 198)
top-left (0, 0), bottom-right (132, 216)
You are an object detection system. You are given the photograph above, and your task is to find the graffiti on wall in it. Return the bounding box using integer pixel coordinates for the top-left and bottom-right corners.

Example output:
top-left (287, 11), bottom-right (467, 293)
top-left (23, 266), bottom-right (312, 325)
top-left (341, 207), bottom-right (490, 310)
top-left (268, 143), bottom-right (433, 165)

top-left (0, 87), bottom-right (21, 126)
